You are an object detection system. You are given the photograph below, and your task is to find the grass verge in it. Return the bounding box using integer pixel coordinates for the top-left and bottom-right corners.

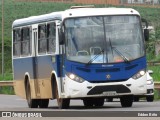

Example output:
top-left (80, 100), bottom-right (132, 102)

top-left (148, 66), bottom-right (160, 81)
top-left (0, 73), bottom-right (14, 95)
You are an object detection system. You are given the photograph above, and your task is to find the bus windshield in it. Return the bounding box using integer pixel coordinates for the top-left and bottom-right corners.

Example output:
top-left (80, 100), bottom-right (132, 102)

top-left (64, 15), bottom-right (144, 64)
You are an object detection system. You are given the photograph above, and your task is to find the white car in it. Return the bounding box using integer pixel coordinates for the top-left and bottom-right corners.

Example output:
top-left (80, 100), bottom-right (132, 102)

top-left (106, 70), bottom-right (154, 102)
top-left (134, 70), bottom-right (154, 102)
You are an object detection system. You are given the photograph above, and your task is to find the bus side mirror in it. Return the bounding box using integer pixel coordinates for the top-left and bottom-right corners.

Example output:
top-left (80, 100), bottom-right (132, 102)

top-left (59, 28), bottom-right (65, 45)
top-left (144, 29), bottom-right (149, 41)
top-left (141, 18), bottom-right (149, 41)
top-left (148, 70), bottom-right (153, 75)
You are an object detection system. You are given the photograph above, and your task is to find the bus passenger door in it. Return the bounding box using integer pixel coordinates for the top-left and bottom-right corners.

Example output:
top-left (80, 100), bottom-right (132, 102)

top-left (58, 25), bottom-right (65, 93)
top-left (32, 26), bottom-right (40, 98)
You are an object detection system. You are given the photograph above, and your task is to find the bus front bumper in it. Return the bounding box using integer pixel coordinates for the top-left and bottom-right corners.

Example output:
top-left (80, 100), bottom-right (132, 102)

top-left (63, 74), bottom-right (147, 99)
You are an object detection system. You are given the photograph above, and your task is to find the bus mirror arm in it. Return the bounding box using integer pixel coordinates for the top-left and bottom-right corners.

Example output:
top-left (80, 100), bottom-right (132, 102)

top-left (59, 28), bottom-right (65, 45)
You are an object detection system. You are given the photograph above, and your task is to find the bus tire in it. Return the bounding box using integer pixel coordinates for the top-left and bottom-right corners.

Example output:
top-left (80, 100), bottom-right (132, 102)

top-left (26, 81), bottom-right (38, 108)
top-left (55, 83), bottom-right (70, 109)
top-left (39, 99), bottom-right (49, 108)
top-left (93, 98), bottom-right (104, 107)
top-left (83, 98), bottom-right (94, 107)
top-left (120, 95), bottom-right (133, 107)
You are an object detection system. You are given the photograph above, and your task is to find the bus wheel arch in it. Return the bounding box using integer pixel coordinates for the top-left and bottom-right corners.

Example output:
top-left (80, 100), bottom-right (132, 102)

top-left (24, 75), bottom-right (29, 99)
top-left (24, 74), bottom-right (38, 108)
top-left (51, 72), bottom-right (70, 109)
top-left (55, 82), bottom-right (70, 109)
top-left (51, 73), bottom-right (57, 99)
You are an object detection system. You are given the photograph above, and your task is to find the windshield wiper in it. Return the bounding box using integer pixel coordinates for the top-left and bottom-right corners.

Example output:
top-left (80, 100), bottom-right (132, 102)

top-left (108, 38), bottom-right (129, 63)
top-left (112, 47), bottom-right (129, 63)
top-left (86, 49), bottom-right (104, 66)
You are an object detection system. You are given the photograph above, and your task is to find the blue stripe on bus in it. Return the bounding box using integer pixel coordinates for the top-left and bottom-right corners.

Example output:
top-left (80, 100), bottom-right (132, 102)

top-left (13, 57), bottom-right (35, 80)
top-left (13, 55), bottom-right (62, 80)
top-left (13, 55), bottom-right (146, 83)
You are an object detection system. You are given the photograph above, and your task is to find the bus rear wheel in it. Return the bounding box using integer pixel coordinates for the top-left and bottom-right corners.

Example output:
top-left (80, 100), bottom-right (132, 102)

top-left (120, 95), bottom-right (133, 107)
top-left (26, 81), bottom-right (38, 108)
top-left (39, 99), bottom-right (49, 108)
top-left (55, 84), bottom-right (70, 109)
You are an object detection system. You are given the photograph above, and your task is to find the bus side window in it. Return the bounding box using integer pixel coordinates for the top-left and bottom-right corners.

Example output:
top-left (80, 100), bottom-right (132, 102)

top-left (21, 27), bottom-right (31, 56)
top-left (47, 22), bottom-right (56, 53)
top-left (13, 28), bottom-right (21, 57)
top-left (38, 24), bottom-right (47, 54)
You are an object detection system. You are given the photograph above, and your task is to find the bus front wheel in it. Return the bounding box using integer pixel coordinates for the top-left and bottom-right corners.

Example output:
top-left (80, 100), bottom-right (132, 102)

top-left (120, 95), bottom-right (133, 107)
top-left (55, 84), bottom-right (70, 109)
top-left (26, 81), bottom-right (39, 108)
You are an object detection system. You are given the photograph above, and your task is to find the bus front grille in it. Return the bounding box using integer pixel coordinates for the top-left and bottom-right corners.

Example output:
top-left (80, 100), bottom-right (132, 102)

top-left (87, 85), bottom-right (131, 95)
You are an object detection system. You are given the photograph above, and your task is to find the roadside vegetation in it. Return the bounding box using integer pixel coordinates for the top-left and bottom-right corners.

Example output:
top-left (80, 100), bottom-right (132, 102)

top-left (0, 0), bottom-right (160, 96)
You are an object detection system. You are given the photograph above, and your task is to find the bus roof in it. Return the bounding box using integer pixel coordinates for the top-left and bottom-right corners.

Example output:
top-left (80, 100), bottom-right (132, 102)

top-left (12, 11), bottom-right (62, 28)
top-left (62, 8), bottom-right (140, 19)
top-left (12, 8), bottom-right (140, 28)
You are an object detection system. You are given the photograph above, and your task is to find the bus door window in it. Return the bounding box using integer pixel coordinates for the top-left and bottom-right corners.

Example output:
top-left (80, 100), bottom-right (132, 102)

top-left (47, 22), bottom-right (56, 53)
top-left (13, 28), bottom-right (21, 57)
top-left (38, 24), bottom-right (47, 54)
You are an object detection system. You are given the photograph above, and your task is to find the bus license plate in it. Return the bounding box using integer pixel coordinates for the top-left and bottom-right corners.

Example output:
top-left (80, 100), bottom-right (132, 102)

top-left (103, 91), bottom-right (116, 96)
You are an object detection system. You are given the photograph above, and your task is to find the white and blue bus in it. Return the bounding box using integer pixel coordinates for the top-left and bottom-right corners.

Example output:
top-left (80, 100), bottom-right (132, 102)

top-left (12, 7), bottom-right (149, 109)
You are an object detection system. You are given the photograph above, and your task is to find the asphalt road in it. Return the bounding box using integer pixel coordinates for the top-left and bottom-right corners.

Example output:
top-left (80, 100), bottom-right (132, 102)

top-left (0, 95), bottom-right (160, 119)
top-left (0, 95), bottom-right (160, 111)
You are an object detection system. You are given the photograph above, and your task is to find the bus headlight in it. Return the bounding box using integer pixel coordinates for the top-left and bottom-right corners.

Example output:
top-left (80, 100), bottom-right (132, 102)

top-left (67, 73), bottom-right (85, 83)
top-left (132, 70), bottom-right (146, 80)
